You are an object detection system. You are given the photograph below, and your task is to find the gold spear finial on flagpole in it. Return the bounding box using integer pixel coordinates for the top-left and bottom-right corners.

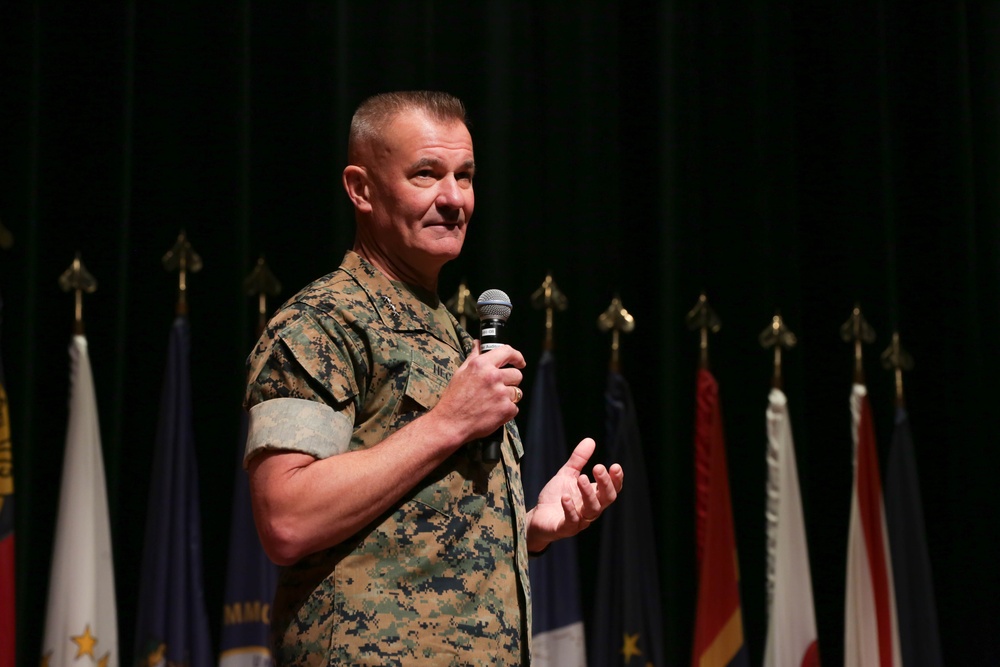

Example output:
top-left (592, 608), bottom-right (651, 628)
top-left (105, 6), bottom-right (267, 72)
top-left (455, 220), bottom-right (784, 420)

top-left (597, 293), bottom-right (634, 372)
top-left (58, 253), bottom-right (98, 335)
top-left (446, 279), bottom-right (477, 331)
top-left (759, 311), bottom-right (797, 390)
top-left (162, 230), bottom-right (203, 316)
top-left (839, 302), bottom-right (876, 384)
top-left (0, 217), bottom-right (13, 250)
top-left (685, 292), bottom-right (721, 370)
top-left (880, 330), bottom-right (914, 408)
top-left (243, 255), bottom-right (282, 335)
top-left (530, 272), bottom-right (568, 351)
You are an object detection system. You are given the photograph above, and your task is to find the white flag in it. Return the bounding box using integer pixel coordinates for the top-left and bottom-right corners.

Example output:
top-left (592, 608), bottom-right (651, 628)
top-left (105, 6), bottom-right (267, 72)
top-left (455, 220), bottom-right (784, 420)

top-left (764, 388), bottom-right (820, 667)
top-left (844, 383), bottom-right (901, 667)
top-left (42, 336), bottom-right (118, 667)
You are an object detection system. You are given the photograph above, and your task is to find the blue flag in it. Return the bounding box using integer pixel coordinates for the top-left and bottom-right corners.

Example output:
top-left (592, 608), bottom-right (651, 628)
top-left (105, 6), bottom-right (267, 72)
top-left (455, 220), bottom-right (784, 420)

top-left (134, 316), bottom-right (213, 667)
top-left (884, 407), bottom-right (943, 667)
top-left (523, 350), bottom-right (586, 666)
top-left (589, 371), bottom-right (666, 666)
top-left (218, 412), bottom-right (277, 667)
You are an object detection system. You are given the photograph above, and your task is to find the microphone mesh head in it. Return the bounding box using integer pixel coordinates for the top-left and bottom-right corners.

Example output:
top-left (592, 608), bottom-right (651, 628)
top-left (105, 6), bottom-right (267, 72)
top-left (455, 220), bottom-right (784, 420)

top-left (477, 289), bottom-right (512, 321)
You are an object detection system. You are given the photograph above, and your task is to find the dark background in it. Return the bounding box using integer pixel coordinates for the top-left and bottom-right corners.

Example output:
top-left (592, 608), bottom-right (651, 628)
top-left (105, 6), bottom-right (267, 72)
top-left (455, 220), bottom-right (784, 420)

top-left (2, 2), bottom-right (999, 665)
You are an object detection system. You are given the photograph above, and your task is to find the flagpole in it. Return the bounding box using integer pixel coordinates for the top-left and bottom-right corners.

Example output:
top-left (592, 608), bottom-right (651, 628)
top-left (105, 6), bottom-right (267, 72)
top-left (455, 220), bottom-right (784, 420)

top-left (161, 230), bottom-right (203, 316)
top-left (243, 256), bottom-right (282, 336)
top-left (685, 292), bottom-right (720, 371)
top-left (597, 294), bottom-right (634, 372)
top-left (530, 273), bottom-right (567, 352)
top-left (840, 302), bottom-right (876, 384)
top-left (759, 311), bottom-right (797, 390)
top-left (445, 279), bottom-right (476, 332)
top-left (58, 253), bottom-right (98, 336)
top-left (879, 331), bottom-right (913, 408)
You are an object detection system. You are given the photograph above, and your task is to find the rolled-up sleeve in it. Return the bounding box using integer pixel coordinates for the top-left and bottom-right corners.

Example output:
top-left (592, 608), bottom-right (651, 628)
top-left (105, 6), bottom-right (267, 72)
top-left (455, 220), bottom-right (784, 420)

top-left (244, 397), bottom-right (354, 466)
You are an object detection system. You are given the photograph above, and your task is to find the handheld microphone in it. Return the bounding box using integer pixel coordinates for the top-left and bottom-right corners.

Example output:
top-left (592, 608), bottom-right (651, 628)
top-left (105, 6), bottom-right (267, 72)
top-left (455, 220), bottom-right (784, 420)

top-left (477, 289), bottom-right (513, 464)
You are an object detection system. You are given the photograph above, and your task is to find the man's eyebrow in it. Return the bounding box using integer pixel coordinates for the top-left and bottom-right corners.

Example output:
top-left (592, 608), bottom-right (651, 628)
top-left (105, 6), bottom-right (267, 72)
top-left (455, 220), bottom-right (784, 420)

top-left (408, 157), bottom-right (476, 172)
top-left (409, 157), bottom-right (441, 170)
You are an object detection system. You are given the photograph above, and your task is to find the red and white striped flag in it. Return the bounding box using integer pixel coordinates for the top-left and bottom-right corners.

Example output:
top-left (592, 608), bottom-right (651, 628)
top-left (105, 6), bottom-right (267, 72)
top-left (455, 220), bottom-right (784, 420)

top-left (764, 388), bottom-right (820, 667)
top-left (844, 383), bottom-right (901, 667)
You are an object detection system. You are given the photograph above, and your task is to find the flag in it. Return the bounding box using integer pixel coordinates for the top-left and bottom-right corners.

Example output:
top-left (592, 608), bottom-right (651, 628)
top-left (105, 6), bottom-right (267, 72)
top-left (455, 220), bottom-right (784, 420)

top-left (522, 350), bottom-right (586, 666)
top-left (589, 371), bottom-right (665, 667)
top-left (884, 406), bottom-right (942, 667)
top-left (0, 295), bottom-right (14, 667)
top-left (134, 316), bottom-right (213, 667)
top-left (844, 384), bottom-right (901, 667)
top-left (218, 412), bottom-right (277, 667)
top-left (763, 388), bottom-right (820, 667)
top-left (692, 369), bottom-right (750, 667)
top-left (42, 335), bottom-right (119, 667)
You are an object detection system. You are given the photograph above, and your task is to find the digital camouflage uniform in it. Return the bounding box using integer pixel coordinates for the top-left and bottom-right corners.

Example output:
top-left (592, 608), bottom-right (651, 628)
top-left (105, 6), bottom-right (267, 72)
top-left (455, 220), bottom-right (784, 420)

top-left (244, 251), bottom-right (531, 666)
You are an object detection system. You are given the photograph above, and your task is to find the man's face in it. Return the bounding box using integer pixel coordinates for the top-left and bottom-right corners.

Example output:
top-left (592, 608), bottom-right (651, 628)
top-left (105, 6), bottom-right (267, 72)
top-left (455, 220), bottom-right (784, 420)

top-left (363, 109), bottom-right (475, 278)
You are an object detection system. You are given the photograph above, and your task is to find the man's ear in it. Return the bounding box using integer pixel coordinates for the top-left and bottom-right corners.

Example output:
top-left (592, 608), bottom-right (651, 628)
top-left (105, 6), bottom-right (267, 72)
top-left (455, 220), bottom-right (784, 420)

top-left (343, 165), bottom-right (372, 212)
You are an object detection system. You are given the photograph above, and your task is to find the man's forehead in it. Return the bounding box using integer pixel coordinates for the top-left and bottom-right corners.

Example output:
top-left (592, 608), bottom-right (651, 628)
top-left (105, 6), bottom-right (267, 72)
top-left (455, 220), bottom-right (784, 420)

top-left (381, 109), bottom-right (472, 152)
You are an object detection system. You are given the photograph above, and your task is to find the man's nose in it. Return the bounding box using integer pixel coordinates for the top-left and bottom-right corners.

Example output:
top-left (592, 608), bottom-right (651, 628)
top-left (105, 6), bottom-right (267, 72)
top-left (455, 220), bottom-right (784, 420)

top-left (436, 174), bottom-right (467, 209)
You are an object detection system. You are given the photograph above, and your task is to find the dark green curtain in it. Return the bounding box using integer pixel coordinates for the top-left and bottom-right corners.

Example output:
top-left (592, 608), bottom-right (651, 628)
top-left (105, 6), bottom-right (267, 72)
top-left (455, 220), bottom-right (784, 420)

top-left (1, 2), bottom-right (998, 665)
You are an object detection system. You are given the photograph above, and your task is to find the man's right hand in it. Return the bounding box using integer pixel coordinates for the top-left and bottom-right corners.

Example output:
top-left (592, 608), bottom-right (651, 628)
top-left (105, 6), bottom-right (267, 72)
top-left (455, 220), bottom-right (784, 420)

top-left (429, 339), bottom-right (526, 445)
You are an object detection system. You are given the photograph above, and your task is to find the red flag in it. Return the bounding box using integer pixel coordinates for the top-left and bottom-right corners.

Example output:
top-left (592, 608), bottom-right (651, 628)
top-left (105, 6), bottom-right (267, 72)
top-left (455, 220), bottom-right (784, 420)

top-left (0, 361), bottom-right (14, 667)
top-left (844, 384), bottom-right (901, 667)
top-left (692, 369), bottom-right (749, 667)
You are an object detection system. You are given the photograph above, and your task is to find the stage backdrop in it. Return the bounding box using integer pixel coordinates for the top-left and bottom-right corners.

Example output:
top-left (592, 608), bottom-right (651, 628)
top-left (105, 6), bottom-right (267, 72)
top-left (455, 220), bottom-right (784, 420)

top-left (2, 2), bottom-right (999, 665)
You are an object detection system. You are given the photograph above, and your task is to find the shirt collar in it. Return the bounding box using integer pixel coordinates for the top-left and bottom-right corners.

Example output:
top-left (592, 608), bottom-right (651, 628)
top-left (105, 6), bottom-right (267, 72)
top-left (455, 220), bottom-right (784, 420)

top-left (340, 250), bottom-right (469, 355)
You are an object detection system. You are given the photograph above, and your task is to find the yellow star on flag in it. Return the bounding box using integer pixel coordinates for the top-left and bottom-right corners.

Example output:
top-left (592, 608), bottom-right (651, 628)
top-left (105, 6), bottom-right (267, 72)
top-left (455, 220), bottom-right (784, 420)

top-left (621, 632), bottom-right (643, 662)
top-left (40, 651), bottom-right (52, 667)
top-left (71, 625), bottom-right (99, 660)
top-left (98, 652), bottom-right (112, 667)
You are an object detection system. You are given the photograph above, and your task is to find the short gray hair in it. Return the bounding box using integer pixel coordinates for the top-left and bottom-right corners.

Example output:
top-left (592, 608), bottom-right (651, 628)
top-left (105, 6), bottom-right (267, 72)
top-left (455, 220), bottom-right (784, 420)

top-left (348, 91), bottom-right (467, 161)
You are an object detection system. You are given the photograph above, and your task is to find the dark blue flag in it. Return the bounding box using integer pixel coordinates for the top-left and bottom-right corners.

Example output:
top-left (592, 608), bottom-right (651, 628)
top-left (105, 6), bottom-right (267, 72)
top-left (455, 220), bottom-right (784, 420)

top-left (218, 412), bottom-right (277, 667)
top-left (589, 371), bottom-right (666, 666)
top-left (884, 407), bottom-right (943, 667)
top-left (523, 350), bottom-right (587, 666)
top-left (134, 316), bottom-right (213, 667)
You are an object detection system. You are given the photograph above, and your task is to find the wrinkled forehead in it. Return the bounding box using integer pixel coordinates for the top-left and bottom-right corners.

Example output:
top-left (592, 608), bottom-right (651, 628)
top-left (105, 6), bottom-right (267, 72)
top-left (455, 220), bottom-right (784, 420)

top-left (370, 109), bottom-right (474, 165)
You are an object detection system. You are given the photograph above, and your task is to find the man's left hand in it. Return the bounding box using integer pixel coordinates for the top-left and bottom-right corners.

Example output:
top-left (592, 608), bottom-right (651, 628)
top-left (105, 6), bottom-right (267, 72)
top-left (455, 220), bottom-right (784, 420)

top-left (525, 438), bottom-right (624, 554)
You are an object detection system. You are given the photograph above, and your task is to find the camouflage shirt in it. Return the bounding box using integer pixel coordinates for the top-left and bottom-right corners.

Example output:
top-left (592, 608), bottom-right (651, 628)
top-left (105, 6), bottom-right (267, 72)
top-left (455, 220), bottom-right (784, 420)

top-left (244, 251), bottom-right (531, 666)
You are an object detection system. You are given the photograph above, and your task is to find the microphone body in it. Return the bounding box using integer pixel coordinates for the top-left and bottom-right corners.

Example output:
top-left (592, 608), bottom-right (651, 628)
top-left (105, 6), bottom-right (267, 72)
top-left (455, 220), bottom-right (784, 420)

top-left (477, 289), bottom-right (512, 464)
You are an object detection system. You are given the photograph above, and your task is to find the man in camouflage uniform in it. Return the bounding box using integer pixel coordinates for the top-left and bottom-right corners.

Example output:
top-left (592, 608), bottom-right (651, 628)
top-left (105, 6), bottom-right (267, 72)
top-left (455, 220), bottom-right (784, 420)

top-left (244, 91), bottom-right (624, 666)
